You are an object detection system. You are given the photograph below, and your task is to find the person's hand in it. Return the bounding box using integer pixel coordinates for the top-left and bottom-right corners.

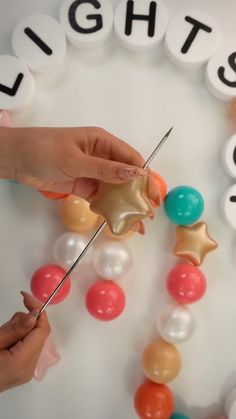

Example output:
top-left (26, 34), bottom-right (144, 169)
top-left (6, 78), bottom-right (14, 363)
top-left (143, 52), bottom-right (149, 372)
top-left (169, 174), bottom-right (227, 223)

top-left (0, 292), bottom-right (50, 393)
top-left (0, 126), bottom-right (160, 205)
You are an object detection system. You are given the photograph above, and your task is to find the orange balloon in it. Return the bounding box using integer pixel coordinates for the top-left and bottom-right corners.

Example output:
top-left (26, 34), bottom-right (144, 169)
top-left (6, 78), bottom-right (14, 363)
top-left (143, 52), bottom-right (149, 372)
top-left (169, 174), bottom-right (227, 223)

top-left (142, 340), bottom-right (181, 384)
top-left (134, 381), bottom-right (174, 419)
top-left (229, 98), bottom-right (236, 121)
top-left (40, 190), bottom-right (68, 200)
top-left (61, 194), bottom-right (99, 233)
top-left (151, 171), bottom-right (167, 201)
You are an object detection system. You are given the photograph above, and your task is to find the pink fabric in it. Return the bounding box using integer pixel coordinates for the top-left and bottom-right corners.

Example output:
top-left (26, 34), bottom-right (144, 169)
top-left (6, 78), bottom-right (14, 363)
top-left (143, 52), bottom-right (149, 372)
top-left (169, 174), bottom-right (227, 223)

top-left (34, 334), bottom-right (60, 381)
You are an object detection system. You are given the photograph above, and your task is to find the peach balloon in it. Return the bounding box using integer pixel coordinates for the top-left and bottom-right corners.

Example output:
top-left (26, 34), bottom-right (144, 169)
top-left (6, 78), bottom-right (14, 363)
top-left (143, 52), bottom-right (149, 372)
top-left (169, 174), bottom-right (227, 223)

top-left (60, 194), bottom-right (99, 232)
top-left (229, 98), bottom-right (236, 126)
top-left (142, 340), bottom-right (181, 384)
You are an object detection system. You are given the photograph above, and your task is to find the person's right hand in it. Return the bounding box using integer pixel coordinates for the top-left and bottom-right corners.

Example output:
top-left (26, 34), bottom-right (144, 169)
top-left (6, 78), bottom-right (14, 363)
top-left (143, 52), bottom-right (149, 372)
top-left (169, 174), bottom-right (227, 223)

top-left (0, 292), bottom-right (50, 393)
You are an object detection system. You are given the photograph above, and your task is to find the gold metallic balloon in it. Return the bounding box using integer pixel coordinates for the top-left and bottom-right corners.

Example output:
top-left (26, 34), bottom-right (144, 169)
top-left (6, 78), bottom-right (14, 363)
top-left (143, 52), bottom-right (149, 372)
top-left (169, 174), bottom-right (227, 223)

top-left (173, 221), bottom-right (218, 266)
top-left (90, 173), bottom-right (154, 236)
top-left (60, 195), bottom-right (99, 233)
top-left (101, 218), bottom-right (134, 240)
top-left (142, 340), bottom-right (182, 384)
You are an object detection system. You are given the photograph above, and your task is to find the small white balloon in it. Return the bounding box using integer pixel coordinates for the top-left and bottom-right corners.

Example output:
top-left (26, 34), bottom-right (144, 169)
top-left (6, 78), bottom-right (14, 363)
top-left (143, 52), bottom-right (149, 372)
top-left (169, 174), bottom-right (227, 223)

top-left (157, 303), bottom-right (195, 344)
top-left (54, 232), bottom-right (93, 271)
top-left (225, 387), bottom-right (236, 419)
top-left (93, 241), bottom-right (133, 280)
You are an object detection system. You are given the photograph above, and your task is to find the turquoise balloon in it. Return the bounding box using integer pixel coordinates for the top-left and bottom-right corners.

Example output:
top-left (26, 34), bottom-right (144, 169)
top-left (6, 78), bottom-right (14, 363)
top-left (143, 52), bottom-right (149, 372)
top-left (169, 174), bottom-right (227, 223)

top-left (164, 186), bottom-right (204, 225)
top-left (171, 413), bottom-right (190, 419)
top-left (9, 180), bottom-right (18, 184)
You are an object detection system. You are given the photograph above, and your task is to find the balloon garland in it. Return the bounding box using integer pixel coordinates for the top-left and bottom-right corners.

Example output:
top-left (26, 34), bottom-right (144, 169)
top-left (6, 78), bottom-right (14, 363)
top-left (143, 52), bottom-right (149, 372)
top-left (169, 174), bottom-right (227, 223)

top-left (134, 186), bottom-right (218, 419)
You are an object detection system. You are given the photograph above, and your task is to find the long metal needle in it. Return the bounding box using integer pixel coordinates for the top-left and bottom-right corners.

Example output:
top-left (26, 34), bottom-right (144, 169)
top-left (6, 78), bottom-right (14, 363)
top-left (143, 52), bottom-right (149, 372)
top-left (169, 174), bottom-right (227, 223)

top-left (143, 126), bottom-right (173, 169)
top-left (39, 127), bottom-right (173, 314)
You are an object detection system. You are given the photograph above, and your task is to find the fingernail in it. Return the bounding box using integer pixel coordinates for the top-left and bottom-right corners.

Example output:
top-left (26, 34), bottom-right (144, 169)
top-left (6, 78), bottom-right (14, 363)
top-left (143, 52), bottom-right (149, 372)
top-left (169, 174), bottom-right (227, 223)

top-left (139, 224), bottom-right (145, 235)
top-left (24, 310), bottom-right (39, 327)
top-left (150, 199), bottom-right (158, 208)
top-left (118, 166), bottom-right (141, 180)
top-left (151, 194), bottom-right (162, 208)
top-left (20, 290), bottom-right (31, 298)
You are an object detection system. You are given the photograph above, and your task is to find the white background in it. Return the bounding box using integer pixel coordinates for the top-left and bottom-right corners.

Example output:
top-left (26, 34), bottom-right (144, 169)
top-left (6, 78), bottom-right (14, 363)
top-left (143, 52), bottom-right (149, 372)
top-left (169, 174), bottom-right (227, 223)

top-left (0, 0), bottom-right (235, 418)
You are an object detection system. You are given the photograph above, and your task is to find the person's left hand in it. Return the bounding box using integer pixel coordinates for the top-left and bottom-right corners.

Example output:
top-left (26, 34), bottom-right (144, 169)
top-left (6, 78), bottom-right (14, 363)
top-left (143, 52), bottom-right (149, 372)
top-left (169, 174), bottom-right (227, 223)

top-left (0, 292), bottom-right (50, 393)
top-left (1, 126), bottom-right (160, 206)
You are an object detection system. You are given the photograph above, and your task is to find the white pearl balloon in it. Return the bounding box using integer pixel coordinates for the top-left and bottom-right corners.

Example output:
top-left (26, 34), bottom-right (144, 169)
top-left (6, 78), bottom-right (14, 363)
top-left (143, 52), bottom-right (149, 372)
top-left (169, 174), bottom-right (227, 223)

top-left (157, 303), bottom-right (195, 344)
top-left (54, 232), bottom-right (92, 271)
top-left (93, 241), bottom-right (133, 280)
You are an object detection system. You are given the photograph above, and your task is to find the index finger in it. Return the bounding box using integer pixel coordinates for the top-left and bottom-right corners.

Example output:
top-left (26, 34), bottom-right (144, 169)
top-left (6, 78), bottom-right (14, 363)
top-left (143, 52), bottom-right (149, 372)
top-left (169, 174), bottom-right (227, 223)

top-left (21, 291), bottom-right (49, 335)
top-left (9, 293), bottom-right (50, 360)
top-left (85, 128), bottom-right (145, 167)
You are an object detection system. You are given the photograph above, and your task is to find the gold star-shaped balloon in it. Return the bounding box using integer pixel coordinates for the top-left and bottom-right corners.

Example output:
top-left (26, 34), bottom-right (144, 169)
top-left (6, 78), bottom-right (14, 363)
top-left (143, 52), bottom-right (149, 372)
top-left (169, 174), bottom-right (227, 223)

top-left (90, 173), bottom-right (154, 236)
top-left (173, 221), bottom-right (218, 266)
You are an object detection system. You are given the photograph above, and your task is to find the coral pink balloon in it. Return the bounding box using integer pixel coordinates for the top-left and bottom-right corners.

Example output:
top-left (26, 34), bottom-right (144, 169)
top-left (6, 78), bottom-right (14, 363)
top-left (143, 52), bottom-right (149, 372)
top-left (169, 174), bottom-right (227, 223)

top-left (31, 264), bottom-right (71, 304)
top-left (86, 280), bottom-right (126, 321)
top-left (166, 263), bottom-right (206, 304)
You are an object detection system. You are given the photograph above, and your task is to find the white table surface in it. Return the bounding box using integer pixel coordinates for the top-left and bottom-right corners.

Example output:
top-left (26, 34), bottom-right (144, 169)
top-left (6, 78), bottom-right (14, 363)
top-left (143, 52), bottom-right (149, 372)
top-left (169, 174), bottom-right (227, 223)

top-left (0, 1), bottom-right (236, 418)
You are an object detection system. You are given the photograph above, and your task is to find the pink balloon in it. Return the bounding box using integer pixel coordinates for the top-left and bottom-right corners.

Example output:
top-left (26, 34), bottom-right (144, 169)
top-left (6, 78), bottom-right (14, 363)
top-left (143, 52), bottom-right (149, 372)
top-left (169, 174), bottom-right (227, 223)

top-left (0, 110), bottom-right (11, 127)
top-left (166, 263), bottom-right (207, 304)
top-left (31, 264), bottom-right (71, 305)
top-left (86, 280), bottom-right (126, 321)
top-left (34, 334), bottom-right (60, 381)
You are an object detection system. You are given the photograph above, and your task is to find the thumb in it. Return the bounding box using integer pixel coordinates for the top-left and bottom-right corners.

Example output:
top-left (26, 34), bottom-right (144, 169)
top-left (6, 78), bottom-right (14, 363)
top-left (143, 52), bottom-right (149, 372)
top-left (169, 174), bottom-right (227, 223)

top-left (0, 310), bottom-right (39, 350)
top-left (78, 155), bottom-right (143, 184)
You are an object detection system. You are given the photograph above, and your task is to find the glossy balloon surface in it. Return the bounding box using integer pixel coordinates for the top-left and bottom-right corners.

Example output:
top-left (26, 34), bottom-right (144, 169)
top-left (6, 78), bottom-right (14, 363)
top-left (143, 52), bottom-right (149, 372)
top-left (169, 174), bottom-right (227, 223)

top-left (166, 263), bottom-right (207, 304)
top-left (86, 280), bottom-right (126, 321)
top-left (134, 381), bottom-right (174, 419)
top-left (164, 186), bottom-right (204, 225)
top-left (61, 195), bottom-right (99, 232)
top-left (157, 303), bottom-right (195, 344)
top-left (93, 241), bottom-right (133, 280)
top-left (142, 340), bottom-right (181, 384)
top-left (54, 232), bottom-right (92, 270)
top-left (31, 264), bottom-right (71, 304)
